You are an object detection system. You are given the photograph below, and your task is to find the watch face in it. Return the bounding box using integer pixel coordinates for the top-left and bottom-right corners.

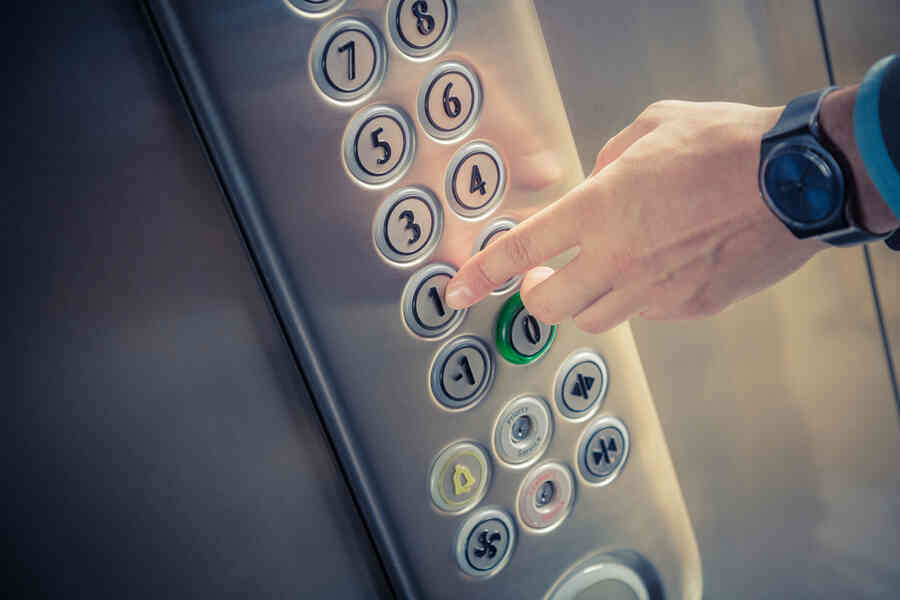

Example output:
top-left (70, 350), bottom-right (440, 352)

top-left (763, 146), bottom-right (842, 227)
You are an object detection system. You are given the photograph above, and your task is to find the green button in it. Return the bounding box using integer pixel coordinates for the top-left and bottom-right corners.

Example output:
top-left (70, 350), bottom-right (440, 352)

top-left (495, 292), bottom-right (556, 364)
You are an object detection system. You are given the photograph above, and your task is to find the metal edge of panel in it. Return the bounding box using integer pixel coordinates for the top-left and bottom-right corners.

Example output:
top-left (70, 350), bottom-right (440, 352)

top-left (142, 1), bottom-right (411, 597)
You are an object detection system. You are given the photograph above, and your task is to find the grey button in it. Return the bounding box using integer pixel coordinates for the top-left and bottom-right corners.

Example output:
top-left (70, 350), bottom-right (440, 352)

top-left (344, 105), bottom-right (416, 187)
top-left (373, 186), bottom-right (442, 265)
top-left (455, 509), bottom-right (515, 577)
top-left (510, 307), bottom-right (554, 357)
top-left (574, 580), bottom-right (641, 600)
top-left (492, 396), bottom-right (552, 467)
top-left (286, 0), bottom-right (345, 17)
top-left (578, 417), bottom-right (630, 485)
top-left (402, 264), bottom-right (465, 339)
top-left (445, 142), bottom-right (506, 220)
top-left (516, 462), bottom-right (574, 531)
top-left (310, 18), bottom-right (386, 103)
top-left (430, 335), bottom-right (494, 410)
top-left (388, 0), bottom-right (456, 58)
top-left (555, 350), bottom-right (609, 421)
top-left (472, 218), bottom-right (520, 295)
top-left (429, 441), bottom-right (490, 514)
top-left (547, 555), bottom-right (650, 600)
top-left (418, 61), bottom-right (481, 141)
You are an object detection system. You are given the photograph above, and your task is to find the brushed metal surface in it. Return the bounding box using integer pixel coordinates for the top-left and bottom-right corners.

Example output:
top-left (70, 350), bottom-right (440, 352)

top-left (537, 0), bottom-right (900, 597)
top-left (4, 2), bottom-right (390, 598)
top-left (149, 0), bottom-right (701, 597)
top-left (820, 0), bottom-right (900, 378)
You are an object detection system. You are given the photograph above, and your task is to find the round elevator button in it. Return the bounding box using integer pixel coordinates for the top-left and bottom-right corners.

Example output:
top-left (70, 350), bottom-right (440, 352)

top-left (554, 350), bottom-right (609, 421)
top-left (418, 61), bottom-right (481, 142)
top-left (492, 396), bottom-right (552, 467)
top-left (388, 0), bottom-right (456, 59)
top-left (472, 218), bottom-right (521, 295)
top-left (445, 141), bottom-right (506, 220)
top-left (402, 263), bottom-right (466, 339)
top-left (430, 335), bottom-right (494, 410)
top-left (495, 292), bottom-right (556, 365)
top-left (429, 441), bottom-right (490, 514)
top-left (455, 508), bottom-right (516, 577)
top-left (577, 417), bottom-right (630, 486)
top-left (286, 0), bottom-right (345, 18)
top-left (343, 105), bottom-right (416, 187)
top-left (516, 462), bottom-right (575, 532)
top-left (374, 186), bottom-right (443, 265)
top-left (310, 17), bottom-right (386, 103)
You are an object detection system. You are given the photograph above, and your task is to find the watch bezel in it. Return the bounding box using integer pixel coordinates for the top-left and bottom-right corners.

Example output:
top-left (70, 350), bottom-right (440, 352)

top-left (759, 135), bottom-right (846, 236)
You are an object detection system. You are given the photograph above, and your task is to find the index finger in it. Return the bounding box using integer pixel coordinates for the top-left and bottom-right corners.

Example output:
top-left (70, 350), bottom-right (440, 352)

top-left (445, 179), bottom-right (593, 309)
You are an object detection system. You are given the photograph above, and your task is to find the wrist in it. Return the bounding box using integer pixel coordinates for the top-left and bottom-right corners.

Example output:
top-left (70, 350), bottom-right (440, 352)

top-left (819, 85), bottom-right (899, 233)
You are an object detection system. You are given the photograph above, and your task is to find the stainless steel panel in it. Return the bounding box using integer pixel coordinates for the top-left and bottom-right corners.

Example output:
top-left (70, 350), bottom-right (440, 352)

top-left (149, 1), bottom-right (701, 597)
top-left (821, 0), bottom-right (900, 373)
top-left (4, 2), bottom-right (390, 598)
top-left (537, 0), bottom-right (900, 597)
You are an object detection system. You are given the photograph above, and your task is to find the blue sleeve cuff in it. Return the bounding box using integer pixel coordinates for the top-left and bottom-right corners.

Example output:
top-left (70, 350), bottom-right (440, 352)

top-left (854, 54), bottom-right (900, 222)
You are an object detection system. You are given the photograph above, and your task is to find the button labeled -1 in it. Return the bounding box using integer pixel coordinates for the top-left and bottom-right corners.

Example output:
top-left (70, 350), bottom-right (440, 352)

top-left (430, 335), bottom-right (494, 410)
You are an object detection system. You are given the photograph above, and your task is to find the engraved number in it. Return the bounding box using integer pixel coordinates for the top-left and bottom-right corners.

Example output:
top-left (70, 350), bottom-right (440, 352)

top-left (411, 0), bottom-right (436, 36)
top-left (398, 209), bottom-right (422, 245)
top-left (337, 39), bottom-right (356, 81)
top-left (427, 286), bottom-right (446, 317)
top-left (523, 314), bottom-right (541, 345)
top-left (370, 127), bottom-right (392, 165)
top-left (453, 354), bottom-right (476, 386)
top-left (469, 163), bottom-right (486, 195)
top-left (442, 81), bottom-right (462, 119)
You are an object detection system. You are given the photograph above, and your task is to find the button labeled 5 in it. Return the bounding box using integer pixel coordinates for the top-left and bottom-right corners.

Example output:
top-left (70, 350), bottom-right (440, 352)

top-left (343, 105), bottom-right (416, 187)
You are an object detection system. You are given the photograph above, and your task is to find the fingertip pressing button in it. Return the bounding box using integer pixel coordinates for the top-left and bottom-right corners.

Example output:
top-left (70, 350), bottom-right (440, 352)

top-left (402, 263), bottom-right (466, 339)
top-left (310, 17), bottom-right (386, 103)
top-left (472, 218), bottom-right (521, 295)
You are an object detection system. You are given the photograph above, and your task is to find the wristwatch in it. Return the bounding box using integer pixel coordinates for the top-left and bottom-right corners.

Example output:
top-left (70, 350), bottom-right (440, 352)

top-left (758, 87), bottom-right (893, 246)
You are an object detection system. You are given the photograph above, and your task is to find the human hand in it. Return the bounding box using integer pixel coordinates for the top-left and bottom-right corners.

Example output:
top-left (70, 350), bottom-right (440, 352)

top-left (445, 100), bottom-right (827, 333)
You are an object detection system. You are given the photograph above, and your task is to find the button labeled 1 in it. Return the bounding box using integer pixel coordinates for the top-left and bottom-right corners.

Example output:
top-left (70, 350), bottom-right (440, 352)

top-left (344, 105), bottom-right (416, 187)
top-left (373, 186), bottom-right (443, 264)
top-left (445, 141), bottom-right (506, 219)
top-left (430, 335), bottom-right (494, 410)
top-left (402, 263), bottom-right (465, 338)
top-left (495, 292), bottom-right (556, 364)
top-left (388, 0), bottom-right (456, 59)
top-left (310, 17), bottom-right (386, 103)
top-left (418, 61), bottom-right (481, 141)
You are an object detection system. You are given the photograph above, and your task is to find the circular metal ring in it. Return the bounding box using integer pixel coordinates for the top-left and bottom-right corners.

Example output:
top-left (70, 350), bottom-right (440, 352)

top-left (553, 349), bottom-right (610, 422)
top-left (401, 263), bottom-right (466, 339)
top-left (429, 335), bottom-right (494, 410)
top-left (417, 61), bottom-right (482, 143)
top-left (342, 104), bottom-right (416, 188)
top-left (444, 141), bottom-right (506, 221)
top-left (310, 17), bottom-right (387, 104)
top-left (576, 416), bottom-right (630, 486)
top-left (373, 186), bottom-right (443, 266)
top-left (455, 508), bottom-right (516, 578)
top-left (386, 0), bottom-right (457, 60)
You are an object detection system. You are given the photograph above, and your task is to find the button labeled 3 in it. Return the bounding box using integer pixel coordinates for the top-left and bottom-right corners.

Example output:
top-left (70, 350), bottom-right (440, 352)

top-left (445, 141), bottom-right (506, 219)
top-left (310, 17), bottom-right (386, 103)
top-left (456, 509), bottom-right (516, 577)
top-left (430, 335), bottom-right (494, 409)
top-left (418, 61), bottom-right (481, 141)
top-left (577, 417), bottom-right (630, 485)
top-left (429, 441), bottom-right (490, 514)
top-left (373, 186), bottom-right (443, 265)
top-left (495, 292), bottom-right (556, 364)
top-left (388, 0), bottom-right (456, 59)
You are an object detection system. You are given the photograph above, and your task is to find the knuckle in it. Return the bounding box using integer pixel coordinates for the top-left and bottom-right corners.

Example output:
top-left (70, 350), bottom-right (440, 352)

top-left (503, 232), bottom-right (536, 271)
top-left (473, 257), bottom-right (503, 289)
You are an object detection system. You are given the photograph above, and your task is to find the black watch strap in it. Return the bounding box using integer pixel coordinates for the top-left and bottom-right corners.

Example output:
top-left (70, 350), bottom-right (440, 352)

top-left (767, 87), bottom-right (835, 139)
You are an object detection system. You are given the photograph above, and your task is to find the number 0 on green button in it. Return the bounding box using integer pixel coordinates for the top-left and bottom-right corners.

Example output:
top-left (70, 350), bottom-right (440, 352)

top-left (495, 292), bottom-right (557, 364)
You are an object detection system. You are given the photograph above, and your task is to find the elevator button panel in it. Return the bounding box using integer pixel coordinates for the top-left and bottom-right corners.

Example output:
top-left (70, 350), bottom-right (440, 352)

top-left (430, 441), bottom-right (491, 514)
top-left (445, 141), bottom-right (506, 219)
top-left (495, 292), bottom-right (556, 364)
top-left (456, 508), bottom-right (516, 577)
top-left (418, 61), bottom-right (482, 141)
top-left (555, 350), bottom-right (609, 420)
top-left (492, 395), bottom-right (552, 467)
top-left (387, 0), bottom-right (456, 59)
top-left (430, 335), bottom-right (494, 409)
top-left (310, 17), bottom-right (386, 103)
top-left (152, 0), bottom-right (702, 596)
top-left (517, 462), bottom-right (575, 532)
